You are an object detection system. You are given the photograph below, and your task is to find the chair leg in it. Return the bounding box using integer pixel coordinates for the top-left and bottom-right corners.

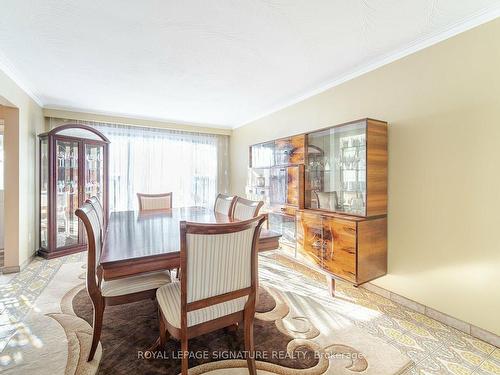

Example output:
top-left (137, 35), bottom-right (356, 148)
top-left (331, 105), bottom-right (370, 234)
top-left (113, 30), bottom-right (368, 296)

top-left (175, 268), bottom-right (181, 280)
top-left (159, 309), bottom-right (168, 348)
top-left (181, 337), bottom-right (189, 375)
top-left (244, 308), bottom-right (257, 375)
top-left (88, 297), bottom-right (105, 362)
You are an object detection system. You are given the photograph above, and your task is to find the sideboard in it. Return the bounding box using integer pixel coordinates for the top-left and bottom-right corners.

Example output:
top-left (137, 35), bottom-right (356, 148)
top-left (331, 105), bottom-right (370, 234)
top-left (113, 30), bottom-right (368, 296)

top-left (246, 118), bottom-right (388, 295)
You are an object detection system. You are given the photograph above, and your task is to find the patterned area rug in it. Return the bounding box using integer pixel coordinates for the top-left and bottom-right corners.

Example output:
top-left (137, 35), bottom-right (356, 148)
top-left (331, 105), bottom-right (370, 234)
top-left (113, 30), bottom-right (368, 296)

top-left (68, 284), bottom-right (411, 374)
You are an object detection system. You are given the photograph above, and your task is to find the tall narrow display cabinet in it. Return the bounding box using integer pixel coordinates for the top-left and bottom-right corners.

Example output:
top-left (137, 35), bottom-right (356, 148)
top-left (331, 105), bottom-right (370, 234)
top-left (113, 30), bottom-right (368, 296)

top-left (247, 118), bottom-right (388, 295)
top-left (38, 124), bottom-right (109, 259)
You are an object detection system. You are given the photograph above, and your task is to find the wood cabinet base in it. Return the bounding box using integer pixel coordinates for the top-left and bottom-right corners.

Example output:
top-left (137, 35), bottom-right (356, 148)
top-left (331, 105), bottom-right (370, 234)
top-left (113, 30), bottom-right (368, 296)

top-left (296, 210), bottom-right (387, 292)
top-left (38, 244), bottom-right (87, 259)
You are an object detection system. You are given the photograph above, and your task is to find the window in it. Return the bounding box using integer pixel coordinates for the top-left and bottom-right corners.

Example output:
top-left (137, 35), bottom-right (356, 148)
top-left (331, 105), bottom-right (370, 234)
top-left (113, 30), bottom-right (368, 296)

top-left (71, 121), bottom-right (229, 212)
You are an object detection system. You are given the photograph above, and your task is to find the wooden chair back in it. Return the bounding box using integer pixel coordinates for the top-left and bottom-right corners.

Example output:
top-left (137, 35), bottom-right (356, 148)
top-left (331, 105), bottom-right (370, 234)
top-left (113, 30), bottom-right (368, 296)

top-left (137, 192), bottom-right (172, 211)
top-left (232, 197), bottom-right (264, 221)
top-left (75, 203), bottom-right (103, 297)
top-left (179, 215), bottom-right (266, 326)
top-left (214, 194), bottom-right (237, 216)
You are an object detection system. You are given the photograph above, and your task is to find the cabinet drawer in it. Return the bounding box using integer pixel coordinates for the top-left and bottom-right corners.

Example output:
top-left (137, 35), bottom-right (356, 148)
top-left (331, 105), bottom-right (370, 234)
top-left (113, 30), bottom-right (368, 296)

top-left (322, 218), bottom-right (357, 282)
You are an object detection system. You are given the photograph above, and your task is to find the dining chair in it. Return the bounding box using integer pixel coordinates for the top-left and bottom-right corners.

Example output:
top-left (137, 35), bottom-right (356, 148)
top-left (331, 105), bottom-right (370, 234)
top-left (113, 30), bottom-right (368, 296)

top-left (75, 202), bottom-right (171, 362)
top-left (86, 196), bottom-right (105, 246)
top-left (155, 215), bottom-right (266, 375)
top-left (137, 192), bottom-right (173, 211)
top-left (214, 193), bottom-right (237, 216)
top-left (232, 197), bottom-right (264, 221)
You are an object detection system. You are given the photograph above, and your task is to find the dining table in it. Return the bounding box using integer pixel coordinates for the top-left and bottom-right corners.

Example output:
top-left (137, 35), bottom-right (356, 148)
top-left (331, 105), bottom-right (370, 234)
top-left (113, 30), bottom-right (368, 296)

top-left (100, 206), bottom-right (281, 280)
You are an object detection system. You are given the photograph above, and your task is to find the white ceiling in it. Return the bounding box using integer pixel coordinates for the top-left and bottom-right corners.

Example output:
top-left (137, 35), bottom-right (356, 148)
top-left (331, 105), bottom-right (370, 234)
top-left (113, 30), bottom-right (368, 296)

top-left (0, 1), bottom-right (499, 128)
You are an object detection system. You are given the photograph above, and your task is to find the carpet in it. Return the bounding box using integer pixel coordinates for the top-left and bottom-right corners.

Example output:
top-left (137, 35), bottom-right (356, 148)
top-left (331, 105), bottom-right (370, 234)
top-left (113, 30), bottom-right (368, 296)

top-left (64, 283), bottom-right (412, 374)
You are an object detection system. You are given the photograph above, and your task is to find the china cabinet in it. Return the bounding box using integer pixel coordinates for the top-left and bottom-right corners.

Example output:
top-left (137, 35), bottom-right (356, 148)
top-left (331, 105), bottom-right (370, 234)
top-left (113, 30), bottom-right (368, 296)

top-left (38, 124), bottom-right (109, 259)
top-left (247, 119), bottom-right (388, 294)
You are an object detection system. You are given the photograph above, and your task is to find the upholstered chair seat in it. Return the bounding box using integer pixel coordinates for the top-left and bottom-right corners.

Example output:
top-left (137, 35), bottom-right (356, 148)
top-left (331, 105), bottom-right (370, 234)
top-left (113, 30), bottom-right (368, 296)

top-left (156, 281), bottom-right (247, 328)
top-left (101, 271), bottom-right (171, 297)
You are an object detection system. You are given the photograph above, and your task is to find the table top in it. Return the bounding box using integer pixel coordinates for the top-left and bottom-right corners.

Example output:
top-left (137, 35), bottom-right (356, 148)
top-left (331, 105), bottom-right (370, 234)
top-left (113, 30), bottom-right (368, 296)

top-left (100, 207), bottom-right (280, 266)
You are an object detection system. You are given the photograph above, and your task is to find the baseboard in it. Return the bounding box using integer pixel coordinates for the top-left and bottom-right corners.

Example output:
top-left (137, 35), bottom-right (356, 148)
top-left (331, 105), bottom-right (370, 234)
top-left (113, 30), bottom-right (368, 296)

top-left (1, 265), bottom-right (20, 274)
top-left (1, 252), bottom-right (36, 274)
top-left (361, 282), bottom-right (500, 348)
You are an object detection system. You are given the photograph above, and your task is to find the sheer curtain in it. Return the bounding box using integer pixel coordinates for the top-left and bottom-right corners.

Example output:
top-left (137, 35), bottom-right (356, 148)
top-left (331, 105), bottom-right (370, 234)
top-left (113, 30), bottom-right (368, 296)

top-left (60, 120), bottom-right (229, 211)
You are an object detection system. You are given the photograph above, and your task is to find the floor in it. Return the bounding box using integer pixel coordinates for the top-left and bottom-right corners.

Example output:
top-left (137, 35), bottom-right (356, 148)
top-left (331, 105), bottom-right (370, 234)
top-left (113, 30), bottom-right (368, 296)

top-left (0, 251), bottom-right (498, 374)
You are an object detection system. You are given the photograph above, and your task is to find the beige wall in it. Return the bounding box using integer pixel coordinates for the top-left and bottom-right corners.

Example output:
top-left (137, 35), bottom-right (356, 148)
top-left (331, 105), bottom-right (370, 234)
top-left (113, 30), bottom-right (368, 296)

top-left (230, 19), bottom-right (500, 335)
top-left (0, 70), bottom-right (45, 270)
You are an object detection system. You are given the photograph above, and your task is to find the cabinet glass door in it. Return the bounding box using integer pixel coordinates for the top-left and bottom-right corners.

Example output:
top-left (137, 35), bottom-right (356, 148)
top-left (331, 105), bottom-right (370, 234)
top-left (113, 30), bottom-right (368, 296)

top-left (55, 140), bottom-right (80, 248)
top-left (251, 141), bottom-right (275, 168)
top-left (306, 121), bottom-right (367, 215)
top-left (84, 143), bottom-right (104, 203)
top-left (40, 138), bottom-right (49, 249)
top-left (269, 167), bottom-right (287, 207)
top-left (268, 212), bottom-right (296, 257)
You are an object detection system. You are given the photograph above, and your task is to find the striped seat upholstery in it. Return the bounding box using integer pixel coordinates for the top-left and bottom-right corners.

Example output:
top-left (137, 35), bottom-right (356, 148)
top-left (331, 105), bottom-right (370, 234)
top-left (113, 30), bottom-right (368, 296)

top-left (87, 196), bottom-right (104, 229)
top-left (232, 197), bottom-right (263, 221)
top-left (214, 194), bottom-right (236, 216)
top-left (102, 271), bottom-right (171, 297)
top-left (157, 282), bottom-right (247, 328)
top-left (156, 222), bottom-right (258, 328)
top-left (137, 192), bottom-right (172, 211)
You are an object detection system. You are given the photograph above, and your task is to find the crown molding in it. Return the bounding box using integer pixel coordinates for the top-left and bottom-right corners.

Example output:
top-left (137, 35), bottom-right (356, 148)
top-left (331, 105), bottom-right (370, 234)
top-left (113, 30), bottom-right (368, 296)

top-left (0, 48), bottom-right (44, 107)
top-left (43, 107), bottom-right (232, 136)
top-left (233, 6), bottom-right (500, 129)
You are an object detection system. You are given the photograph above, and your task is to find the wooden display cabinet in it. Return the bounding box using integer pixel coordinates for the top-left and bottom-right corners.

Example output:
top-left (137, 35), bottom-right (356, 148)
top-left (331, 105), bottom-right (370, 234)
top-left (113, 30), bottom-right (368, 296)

top-left (247, 119), bottom-right (387, 295)
top-left (38, 124), bottom-right (109, 259)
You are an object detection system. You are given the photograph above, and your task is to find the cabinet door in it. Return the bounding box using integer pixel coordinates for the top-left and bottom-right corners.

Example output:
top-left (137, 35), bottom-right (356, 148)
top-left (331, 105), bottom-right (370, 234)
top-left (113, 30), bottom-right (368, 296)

top-left (286, 166), bottom-right (300, 206)
top-left (40, 138), bottom-right (49, 249)
top-left (275, 135), bottom-right (305, 165)
top-left (269, 167), bottom-right (287, 206)
top-left (251, 141), bottom-right (275, 168)
top-left (322, 217), bottom-right (357, 282)
top-left (296, 211), bottom-right (323, 269)
top-left (268, 212), bottom-right (296, 257)
top-left (84, 143), bottom-right (105, 203)
top-left (55, 139), bottom-right (80, 249)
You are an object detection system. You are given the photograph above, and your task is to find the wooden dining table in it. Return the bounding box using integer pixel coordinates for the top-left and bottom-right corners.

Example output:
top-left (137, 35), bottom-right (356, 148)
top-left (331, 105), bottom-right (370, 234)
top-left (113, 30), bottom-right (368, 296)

top-left (100, 207), bottom-right (281, 280)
